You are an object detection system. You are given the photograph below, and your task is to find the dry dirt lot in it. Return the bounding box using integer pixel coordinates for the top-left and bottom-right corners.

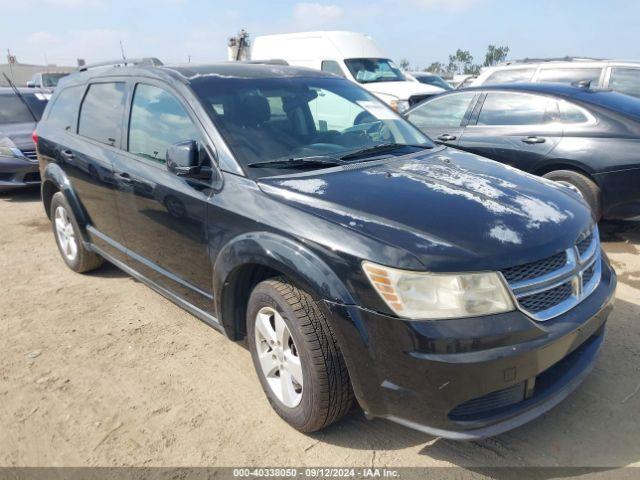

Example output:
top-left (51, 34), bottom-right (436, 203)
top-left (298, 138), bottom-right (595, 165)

top-left (1, 188), bottom-right (639, 472)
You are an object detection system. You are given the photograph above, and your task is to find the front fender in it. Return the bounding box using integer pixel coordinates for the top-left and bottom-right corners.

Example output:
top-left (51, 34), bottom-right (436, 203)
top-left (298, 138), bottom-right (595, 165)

top-left (41, 162), bottom-right (90, 241)
top-left (213, 232), bottom-right (355, 314)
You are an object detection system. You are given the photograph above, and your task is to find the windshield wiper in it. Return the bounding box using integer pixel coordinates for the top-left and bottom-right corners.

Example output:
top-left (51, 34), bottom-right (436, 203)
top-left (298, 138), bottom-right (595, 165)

top-left (339, 143), bottom-right (432, 161)
top-left (248, 155), bottom-right (343, 169)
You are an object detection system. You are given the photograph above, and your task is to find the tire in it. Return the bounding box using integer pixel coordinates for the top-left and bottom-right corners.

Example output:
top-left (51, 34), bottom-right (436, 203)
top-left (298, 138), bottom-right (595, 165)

top-left (50, 192), bottom-right (103, 273)
top-left (542, 170), bottom-right (602, 220)
top-left (247, 277), bottom-right (353, 432)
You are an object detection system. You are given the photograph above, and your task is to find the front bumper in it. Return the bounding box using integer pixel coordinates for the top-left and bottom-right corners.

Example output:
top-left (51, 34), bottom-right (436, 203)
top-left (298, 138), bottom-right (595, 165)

top-left (325, 256), bottom-right (616, 440)
top-left (0, 156), bottom-right (40, 191)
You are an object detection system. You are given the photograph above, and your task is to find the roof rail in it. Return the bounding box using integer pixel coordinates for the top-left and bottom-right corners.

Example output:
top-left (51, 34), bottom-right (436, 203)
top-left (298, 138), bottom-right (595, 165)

top-left (77, 57), bottom-right (163, 72)
top-left (236, 59), bottom-right (289, 66)
top-left (499, 56), bottom-right (602, 66)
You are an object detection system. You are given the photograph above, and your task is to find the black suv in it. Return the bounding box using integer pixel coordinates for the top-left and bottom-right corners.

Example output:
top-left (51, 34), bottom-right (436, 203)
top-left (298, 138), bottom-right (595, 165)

top-left (36, 59), bottom-right (616, 440)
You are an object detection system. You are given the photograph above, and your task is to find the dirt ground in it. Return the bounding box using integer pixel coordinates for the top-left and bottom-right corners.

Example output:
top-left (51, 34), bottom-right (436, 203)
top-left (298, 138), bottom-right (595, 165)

top-left (1, 187), bottom-right (639, 471)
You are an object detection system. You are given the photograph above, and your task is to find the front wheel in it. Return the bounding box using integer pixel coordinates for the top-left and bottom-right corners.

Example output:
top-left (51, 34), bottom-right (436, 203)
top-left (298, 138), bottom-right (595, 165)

top-left (247, 277), bottom-right (353, 432)
top-left (542, 170), bottom-right (602, 220)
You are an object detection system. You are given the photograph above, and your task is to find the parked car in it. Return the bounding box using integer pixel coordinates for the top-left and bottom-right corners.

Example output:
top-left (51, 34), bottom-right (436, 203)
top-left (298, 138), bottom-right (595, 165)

top-left (406, 72), bottom-right (453, 90)
top-left (251, 31), bottom-right (444, 113)
top-left (471, 58), bottom-right (640, 98)
top-left (27, 72), bottom-right (69, 91)
top-left (404, 82), bottom-right (640, 220)
top-left (36, 59), bottom-right (615, 440)
top-left (0, 87), bottom-right (49, 191)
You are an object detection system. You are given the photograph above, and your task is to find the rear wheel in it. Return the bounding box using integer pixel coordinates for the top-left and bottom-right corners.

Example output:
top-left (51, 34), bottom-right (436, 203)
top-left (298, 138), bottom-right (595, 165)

top-left (50, 192), bottom-right (103, 273)
top-left (542, 170), bottom-right (602, 220)
top-left (247, 277), bottom-right (353, 432)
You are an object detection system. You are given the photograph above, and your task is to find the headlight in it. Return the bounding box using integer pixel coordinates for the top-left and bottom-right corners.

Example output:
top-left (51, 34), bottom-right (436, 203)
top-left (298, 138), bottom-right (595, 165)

top-left (362, 261), bottom-right (515, 320)
top-left (389, 99), bottom-right (410, 113)
top-left (0, 146), bottom-right (25, 159)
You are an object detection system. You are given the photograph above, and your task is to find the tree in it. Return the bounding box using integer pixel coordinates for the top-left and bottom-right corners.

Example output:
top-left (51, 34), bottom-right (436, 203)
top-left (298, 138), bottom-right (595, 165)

top-left (447, 49), bottom-right (474, 75)
top-left (425, 62), bottom-right (446, 74)
top-left (398, 58), bottom-right (410, 70)
top-left (484, 45), bottom-right (510, 67)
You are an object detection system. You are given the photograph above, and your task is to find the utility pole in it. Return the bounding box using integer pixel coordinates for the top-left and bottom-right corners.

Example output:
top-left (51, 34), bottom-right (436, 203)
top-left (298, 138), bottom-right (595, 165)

top-left (119, 40), bottom-right (126, 61)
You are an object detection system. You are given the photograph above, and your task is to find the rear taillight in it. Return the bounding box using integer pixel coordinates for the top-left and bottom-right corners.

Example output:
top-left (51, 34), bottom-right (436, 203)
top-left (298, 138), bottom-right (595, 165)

top-left (32, 130), bottom-right (38, 145)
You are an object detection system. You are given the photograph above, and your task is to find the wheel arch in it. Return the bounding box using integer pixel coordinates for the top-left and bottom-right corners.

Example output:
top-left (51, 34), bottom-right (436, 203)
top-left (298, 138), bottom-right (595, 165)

top-left (213, 232), bottom-right (355, 341)
top-left (534, 160), bottom-right (600, 185)
top-left (41, 163), bottom-right (91, 241)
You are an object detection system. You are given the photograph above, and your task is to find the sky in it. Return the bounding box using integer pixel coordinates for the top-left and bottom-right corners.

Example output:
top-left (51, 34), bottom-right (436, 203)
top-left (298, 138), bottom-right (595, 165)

top-left (1, 0), bottom-right (639, 69)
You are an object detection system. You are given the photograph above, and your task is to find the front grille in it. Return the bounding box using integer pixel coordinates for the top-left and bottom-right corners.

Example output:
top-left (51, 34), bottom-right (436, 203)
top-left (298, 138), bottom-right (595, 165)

top-left (582, 262), bottom-right (596, 285)
top-left (519, 282), bottom-right (573, 313)
top-left (577, 232), bottom-right (593, 256)
top-left (501, 226), bottom-right (601, 321)
top-left (502, 251), bottom-right (567, 283)
top-left (448, 382), bottom-right (525, 421)
top-left (20, 149), bottom-right (38, 162)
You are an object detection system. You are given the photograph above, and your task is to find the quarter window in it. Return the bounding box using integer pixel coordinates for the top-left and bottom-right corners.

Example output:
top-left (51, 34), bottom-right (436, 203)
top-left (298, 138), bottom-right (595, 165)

top-left (537, 67), bottom-right (602, 85)
top-left (559, 100), bottom-right (590, 124)
top-left (46, 86), bottom-right (83, 131)
top-left (128, 84), bottom-right (201, 164)
top-left (484, 68), bottom-right (536, 84)
top-left (477, 93), bottom-right (558, 126)
top-left (609, 68), bottom-right (640, 98)
top-left (405, 92), bottom-right (476, 128)
top-left (321, 60), bottom-right (345, 78)
top-left (78, 82), bottom-right (126, 146)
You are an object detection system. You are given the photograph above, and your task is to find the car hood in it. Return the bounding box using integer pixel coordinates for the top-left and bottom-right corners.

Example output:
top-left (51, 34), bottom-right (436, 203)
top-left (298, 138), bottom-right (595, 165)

top-left (0, 121), bottom-right (36, 150)
top-left (362, 80), bottom-right (443, 100)
top-left (258, 148), bottom-right (594, 272)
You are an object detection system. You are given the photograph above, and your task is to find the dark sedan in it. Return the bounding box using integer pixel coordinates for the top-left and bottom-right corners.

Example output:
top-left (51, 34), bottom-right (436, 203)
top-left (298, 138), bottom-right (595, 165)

top-left (0, 88), bottom-right (48, 191)
top-left (404, 83), bottom-right (640, 220)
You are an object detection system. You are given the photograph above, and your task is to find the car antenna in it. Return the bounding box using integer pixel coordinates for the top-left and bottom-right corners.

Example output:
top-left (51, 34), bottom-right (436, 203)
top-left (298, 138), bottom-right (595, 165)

top-left (1, 72), bottom-right (38, 122)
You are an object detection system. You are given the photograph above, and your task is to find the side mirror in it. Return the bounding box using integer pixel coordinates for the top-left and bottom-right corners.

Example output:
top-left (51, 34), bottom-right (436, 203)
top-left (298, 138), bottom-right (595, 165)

top-left (26, 81), bottom-right (35, 88)
top-left (166, 140), bottom-right (211, 179)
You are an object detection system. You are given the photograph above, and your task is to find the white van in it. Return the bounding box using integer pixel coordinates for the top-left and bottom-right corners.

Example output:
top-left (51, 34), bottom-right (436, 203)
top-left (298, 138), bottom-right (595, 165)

top-left (251, 31), bottom-right (443, 113)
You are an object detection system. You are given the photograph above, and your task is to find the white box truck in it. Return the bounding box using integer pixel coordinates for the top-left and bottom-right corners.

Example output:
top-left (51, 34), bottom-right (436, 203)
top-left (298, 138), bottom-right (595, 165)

top-left (251, 31), bottom-right (443, 113)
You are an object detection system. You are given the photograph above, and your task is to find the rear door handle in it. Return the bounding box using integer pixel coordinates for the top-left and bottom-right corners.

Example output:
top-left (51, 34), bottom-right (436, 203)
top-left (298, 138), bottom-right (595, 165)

top-left (437, 134), bottom-right (457, 142)
top-left (521, 136), bottom-right (546, 144)
top-left (117, 172), bottom-right (133, 184)
top-left (60, 149), bottom-right (75, 160)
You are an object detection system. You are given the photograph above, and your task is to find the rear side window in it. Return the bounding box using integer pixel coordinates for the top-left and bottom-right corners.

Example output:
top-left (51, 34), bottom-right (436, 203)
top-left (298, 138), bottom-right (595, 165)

top-left (537, 67), bottom-right (602, 84)
top-left (78, 82), bottom-right (126, 146)
top-left (321, 61), bottom-right (345, 77)
top-left (478, 93), bottom-right (558, 126)
top-left (406, 92), bottom-right (476, 128)
top-left (46, 86), bottom-right (83, 131)
top-left (609, 68), bottom-right (640, 98)
top-left (484, 68), bottom-right (535, 84)
top-left (128, 84), bottom-right (201, 164)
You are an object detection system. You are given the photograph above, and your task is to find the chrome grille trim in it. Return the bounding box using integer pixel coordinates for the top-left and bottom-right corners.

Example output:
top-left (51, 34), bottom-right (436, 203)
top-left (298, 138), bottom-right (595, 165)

top-left (501, 226), bottom-right (601, 322)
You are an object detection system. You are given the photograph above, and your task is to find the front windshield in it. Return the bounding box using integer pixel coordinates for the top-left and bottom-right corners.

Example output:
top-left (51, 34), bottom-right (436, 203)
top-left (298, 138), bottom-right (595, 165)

top-left (190, 76), bottom-right (434, 177)
top-left (417, 75), bottom-right (453, 91)
top-left (42, 73), bottom-right (67, 87)
top-left (344, 58), bottom-right (405, 84)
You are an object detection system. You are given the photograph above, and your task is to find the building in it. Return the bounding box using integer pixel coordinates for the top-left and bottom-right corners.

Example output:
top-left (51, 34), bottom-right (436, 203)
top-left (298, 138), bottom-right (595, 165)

top-left (0, 62), bottom-right (75, 87)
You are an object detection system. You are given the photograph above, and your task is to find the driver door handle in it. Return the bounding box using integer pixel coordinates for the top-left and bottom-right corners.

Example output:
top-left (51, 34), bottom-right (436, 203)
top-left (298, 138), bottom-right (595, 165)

top-left (522, 136), bottom-right (546, 144)
top-left (60, 149), bottom-right (75, 160)
top-left (117, 172), bottom-right (133, 184)
top-left (437, 134), bottom-right (457, 142)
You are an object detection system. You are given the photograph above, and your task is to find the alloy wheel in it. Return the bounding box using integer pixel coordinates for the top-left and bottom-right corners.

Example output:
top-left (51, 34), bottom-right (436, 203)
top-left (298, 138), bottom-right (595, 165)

top-left (254, 306), bottom-right (303, 408)
top-left (54, 206), bottom-right (78, 261)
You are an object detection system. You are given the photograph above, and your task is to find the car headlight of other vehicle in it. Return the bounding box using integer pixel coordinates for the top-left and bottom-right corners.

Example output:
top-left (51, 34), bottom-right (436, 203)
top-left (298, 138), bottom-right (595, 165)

top-left (0, 146), bottom-right (25, 159)
top-left (362, 261), bottom-right (515, 319)
top-left (389, 99), bottom-right (410, 113)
